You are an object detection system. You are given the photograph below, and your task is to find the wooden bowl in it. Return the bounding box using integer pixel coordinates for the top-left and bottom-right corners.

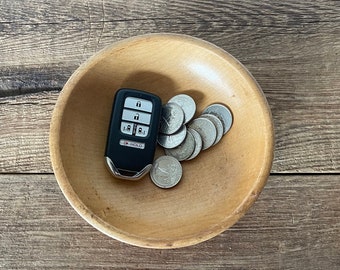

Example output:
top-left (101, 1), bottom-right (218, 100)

top-left (50, 34), bottom-right (274, 248)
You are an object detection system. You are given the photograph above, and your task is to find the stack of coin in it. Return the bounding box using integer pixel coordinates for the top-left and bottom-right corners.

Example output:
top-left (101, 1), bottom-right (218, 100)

top-left (151, 94), bottom-right (233, 189)
top-left (158, 94), bottom-right (196, 151)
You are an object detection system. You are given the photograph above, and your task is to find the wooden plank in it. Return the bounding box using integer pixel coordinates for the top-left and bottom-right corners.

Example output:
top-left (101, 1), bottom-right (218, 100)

top-left (1, 82), bottom-right (340, 173)
top-left (0, 174), bottom-right (339, 269)
top-left (0, 65), bottom-right (72, 97)
top-left (0, 92), bottom-right (55, 173)
top-left (0, 0), bottom-right (339, 84)
top-left (1, 0), bottom-right (338, 26)
top-left (1, 30), bottom-right (339, 94)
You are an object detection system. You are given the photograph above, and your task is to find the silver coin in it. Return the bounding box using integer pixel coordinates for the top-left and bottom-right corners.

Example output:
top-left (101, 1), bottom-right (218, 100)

top-left (188, 117), bottom-right (216, 150)
top-left (168, 94), bottom-right (196, 124)
top-left (157, 125), bottom-right (187, 149)
top-left (159, 103), bottom-right (184, 135)
top-left (202, 104), bottom-right (233, 134)
top-left (150, 156), bottom-right (182, 189)
top-left (200, 114), bottom-right (224, 145)
top-left (186, 128), bottom-right (203, 160)
top-left (165, 130), bottom-right (195, 161)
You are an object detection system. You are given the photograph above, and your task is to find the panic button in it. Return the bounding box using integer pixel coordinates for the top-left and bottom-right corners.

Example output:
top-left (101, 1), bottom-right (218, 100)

top-left (124, 97), bottom-right (153, 113)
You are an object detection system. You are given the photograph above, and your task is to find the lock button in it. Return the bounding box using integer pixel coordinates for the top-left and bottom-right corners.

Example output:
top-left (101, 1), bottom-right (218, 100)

top-left (124, 97), bottom-right (153, 112)
top-left (122, 109), bottom-right (151, 125)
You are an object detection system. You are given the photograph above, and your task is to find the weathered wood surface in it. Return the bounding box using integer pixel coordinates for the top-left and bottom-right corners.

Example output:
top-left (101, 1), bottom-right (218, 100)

top-left (0, 0), bottom-right (339, 268)
top-left (1, 88), bottom-right (340, 173)
top-left (1, 1), bottom-right (339, 173)
top-left (1, 174), bottom-right (339, 269)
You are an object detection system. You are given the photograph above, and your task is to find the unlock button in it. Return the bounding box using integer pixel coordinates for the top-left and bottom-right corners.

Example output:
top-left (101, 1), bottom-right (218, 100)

top-left (122, 109), bottom-right (151, 125)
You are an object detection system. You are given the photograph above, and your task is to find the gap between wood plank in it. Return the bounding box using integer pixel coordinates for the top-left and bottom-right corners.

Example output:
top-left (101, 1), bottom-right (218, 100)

top-left (1, 172), bottom-right (340, 176)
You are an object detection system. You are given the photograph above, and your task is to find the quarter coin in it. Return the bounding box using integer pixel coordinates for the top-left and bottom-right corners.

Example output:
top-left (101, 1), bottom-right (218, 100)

top-left (165, 130), bottom-right (195, 161)
top-left (150, 156), bottom-right (182, 188)
top-left (186, 128), bottom-right (203, 160)
top-left (202, 104), bottom-right (233, 134)
top-left (200, 113), bottom-right (224, 145)
top-left (188, 117), bottom-right (216, 150)
top-left (159, 102), bottom-right (184, 135)
top-left (168, 94), bottom-right (196, 124)
top-left (158, 125), bottom-right (187, 149)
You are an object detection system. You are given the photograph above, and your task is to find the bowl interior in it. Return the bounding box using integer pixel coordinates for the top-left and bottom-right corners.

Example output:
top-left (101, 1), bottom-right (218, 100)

top-left (50, 34), bottom-right (273, 248)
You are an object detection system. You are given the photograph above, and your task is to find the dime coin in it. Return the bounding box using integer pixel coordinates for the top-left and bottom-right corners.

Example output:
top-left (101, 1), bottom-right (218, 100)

top-left (150, 156), bottom-right (182, 188)
top-left (186, 128), bottom-right (203, 160)
top-left (168, 94), bottom-right (196, 124)
top-left (158, 125), bottom-right (187, 149)
top-left (202, 104), bottom-right (233, 134)
top-left (188, 117), bottom-right (216, 150)
top-left (159, 102), bottom-right (184, 135)
top-left (200, 113), bottom-right (224, 145)
top-left (165, 130), bottom-right (195, 161)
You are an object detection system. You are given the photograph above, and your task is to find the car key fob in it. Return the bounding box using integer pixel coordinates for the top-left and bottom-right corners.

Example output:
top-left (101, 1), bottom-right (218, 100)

top-left (105, 88), bottom-right (162, 180)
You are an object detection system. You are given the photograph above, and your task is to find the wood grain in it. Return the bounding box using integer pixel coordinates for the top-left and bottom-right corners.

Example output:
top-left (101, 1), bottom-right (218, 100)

top-left (0, 174), bottom-right (339, 269)
top-left (48, 34), bottom-right (274, 248)
top-left (1, 85), bottom-right (339, 173)
top-left (0, 0), bottom-right (339, 83)
top-left (0, 92), bottom-right (55, 173)
top-left (0, 0), bottom-right (339, 174)
top-left (0, 0), bottom-right (339, 267)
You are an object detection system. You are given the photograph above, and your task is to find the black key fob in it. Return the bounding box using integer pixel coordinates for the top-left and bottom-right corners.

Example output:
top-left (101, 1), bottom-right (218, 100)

top-left (105, 88), bottom-right (162, 180)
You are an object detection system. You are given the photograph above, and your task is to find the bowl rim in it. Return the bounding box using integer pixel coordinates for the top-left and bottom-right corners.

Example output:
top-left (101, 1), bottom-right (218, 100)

top-left (49, 33), bottom-right (274, 249)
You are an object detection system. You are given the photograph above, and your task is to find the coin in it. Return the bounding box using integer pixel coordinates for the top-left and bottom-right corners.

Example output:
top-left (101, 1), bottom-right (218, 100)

top-left (165, 130), bottom-right (195, 161)
top-left (202, 104), bottom-right (233, 134)
top-left (159, 102), bottom-right (184, 135)
top-left (188, 117), bottom-right (216, 150)
top-left (200, 113), bottom-right (224, 145)
top-left (168, 94), bottom-right (196, 124)
top-left (150, 156), bottom-right (182, 188)
top-left (186, 128), bottom-right (202, 160)
top-left (157, 125), bottom-right (187, 149)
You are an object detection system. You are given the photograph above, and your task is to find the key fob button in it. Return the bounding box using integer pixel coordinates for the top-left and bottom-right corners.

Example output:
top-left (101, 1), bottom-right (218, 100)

top-left (135, 124), bottom-right (149, 137)
top-left (120, 121), bottom-right (134, 135)
top-left (122, 109), bottom-right (151, 125)
top-left (124, 97), bottom-right (153, 112)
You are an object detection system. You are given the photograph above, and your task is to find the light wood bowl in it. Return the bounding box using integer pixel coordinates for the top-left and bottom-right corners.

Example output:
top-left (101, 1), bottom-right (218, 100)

top-left (50, 34), bottom-right (274, 249)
